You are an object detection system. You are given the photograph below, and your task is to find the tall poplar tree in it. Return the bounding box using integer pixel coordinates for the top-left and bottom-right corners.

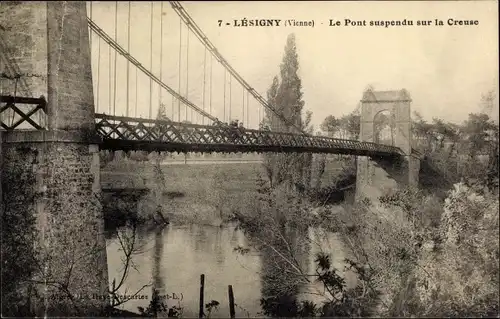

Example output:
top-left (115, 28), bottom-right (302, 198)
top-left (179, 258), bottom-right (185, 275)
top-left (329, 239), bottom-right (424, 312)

top-left (262, 34), bottom-right (312, 189)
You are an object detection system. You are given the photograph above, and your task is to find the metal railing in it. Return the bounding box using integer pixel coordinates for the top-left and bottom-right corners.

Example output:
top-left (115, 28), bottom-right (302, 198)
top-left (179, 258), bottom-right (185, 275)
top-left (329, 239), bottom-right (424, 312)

top-left (95, 113), bottom-right (404, 156)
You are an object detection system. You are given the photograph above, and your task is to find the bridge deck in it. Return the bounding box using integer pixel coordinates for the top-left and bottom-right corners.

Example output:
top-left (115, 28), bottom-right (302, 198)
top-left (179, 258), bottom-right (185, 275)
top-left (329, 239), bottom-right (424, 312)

top-left (95, 114), bottom-right (403, 158)
top-left (0, 96), bottom-right (404, 158)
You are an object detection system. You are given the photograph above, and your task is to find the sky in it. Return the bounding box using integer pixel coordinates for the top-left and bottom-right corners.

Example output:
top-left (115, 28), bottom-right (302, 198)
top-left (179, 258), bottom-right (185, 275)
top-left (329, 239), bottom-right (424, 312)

top-left (87, 1), bottom-right (499, 130)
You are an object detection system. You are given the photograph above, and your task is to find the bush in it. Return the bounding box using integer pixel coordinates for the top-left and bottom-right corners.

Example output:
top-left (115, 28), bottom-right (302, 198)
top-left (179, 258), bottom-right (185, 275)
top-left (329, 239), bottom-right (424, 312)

top-left (330, 181), bottom-right (499, 317)
top-left (414, 183), bottom-right (499, 317)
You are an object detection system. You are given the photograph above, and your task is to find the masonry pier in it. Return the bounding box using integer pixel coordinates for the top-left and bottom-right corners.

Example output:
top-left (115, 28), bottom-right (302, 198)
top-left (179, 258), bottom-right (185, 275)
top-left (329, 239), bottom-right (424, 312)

top-left (355, 89), bottom-right (420, 202)
top-left (0, 2), bottom-right (108, 315)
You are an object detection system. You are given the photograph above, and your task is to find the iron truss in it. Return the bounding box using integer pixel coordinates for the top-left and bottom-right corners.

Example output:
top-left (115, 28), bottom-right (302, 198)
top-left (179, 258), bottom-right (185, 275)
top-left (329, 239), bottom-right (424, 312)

top-left (95, 114), bottom-right (404, 158)
top-left (0, 95), bottom-right (46, 130)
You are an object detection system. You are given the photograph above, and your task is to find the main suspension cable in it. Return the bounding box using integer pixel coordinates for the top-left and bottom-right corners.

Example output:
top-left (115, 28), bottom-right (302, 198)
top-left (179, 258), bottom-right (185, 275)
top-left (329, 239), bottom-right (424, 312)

top-left (169, 1), bottom-right (306, 134)
top-left (88, 16), bottom-right (217, 122)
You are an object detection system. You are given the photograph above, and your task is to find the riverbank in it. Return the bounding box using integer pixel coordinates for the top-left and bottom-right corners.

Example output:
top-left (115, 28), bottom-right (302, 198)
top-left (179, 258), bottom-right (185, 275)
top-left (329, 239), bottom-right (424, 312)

top-left (321, 183), bottom-right (500, 317)
top-left (101, 156), bottom-right (351, 227)
top-left (101, 156), bottom-right (367, 316)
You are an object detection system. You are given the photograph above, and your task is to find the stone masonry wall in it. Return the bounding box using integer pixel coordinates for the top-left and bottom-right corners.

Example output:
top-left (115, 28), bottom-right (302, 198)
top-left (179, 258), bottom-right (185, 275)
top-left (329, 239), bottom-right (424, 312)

top-left (1, 2), bottom-right (108, 315)
top-left (356, 90), bottom-right (416, 201)
top-left (356, 156), bottom-right (399, 202)
top-left (2, 141), bottom-right (108, 316)
top-left (46, 2), bottom-right (95, 132)
top-left (0, 2), bottom-right (48, 128)
top-left (0, 2), bottom-right (48, 97)
top-left (408, 154), bottom-right (421, 188)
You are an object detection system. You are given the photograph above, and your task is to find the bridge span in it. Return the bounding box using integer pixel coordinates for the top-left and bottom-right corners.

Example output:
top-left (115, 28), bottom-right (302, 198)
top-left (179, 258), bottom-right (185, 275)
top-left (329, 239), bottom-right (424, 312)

top-left (0, 1), bottom-right (420, 316)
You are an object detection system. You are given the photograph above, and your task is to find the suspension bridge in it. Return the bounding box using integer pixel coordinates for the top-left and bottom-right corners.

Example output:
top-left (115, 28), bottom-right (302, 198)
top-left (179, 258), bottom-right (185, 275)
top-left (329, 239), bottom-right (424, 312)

top-left (0, 1), bottom-right (404, 158)
top-left (0, 2), bottom-right (423, 316)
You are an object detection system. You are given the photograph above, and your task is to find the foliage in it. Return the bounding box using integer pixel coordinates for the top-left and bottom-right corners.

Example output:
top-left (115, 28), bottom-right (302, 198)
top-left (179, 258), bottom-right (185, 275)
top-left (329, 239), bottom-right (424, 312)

top-left (256, 249), bottom-right (380, 317)
top-left (233, 177), bottom-right (382, 317)
top-left (413, 183), bottom-right (499, 317)
top-left (204, 300), bottom-right (220, 318)
top-left (99, 150), bottom-right (115, 168)
top-left (320, 115), bottom-right (340, 137)
top-left (1, 148), bottom-right (151, 316)
top-left (307, 156), bottom-right (356, 205)
top-left (332, 193), bottom-right (423, 315)
top-left (320, 113), bottom-right (360, 139)
top-left (463, 113), bottom-right (498, 157)
top-left (128, 151), bottom-right (150, 162)
top-left (310, 153), bottom-right (327, 190)
top-left (205, 170), bottom-right (232, 220)
top-left (412, 111), bottom-right (498, 158)
top-left (262, 33), bottom-right (313, 191)
top-left (329, 173), bottom-right (499, 318)
top-left (1, 157), bottom-right (39, 316)
top-left (137, 289), bottom-right (183, 317)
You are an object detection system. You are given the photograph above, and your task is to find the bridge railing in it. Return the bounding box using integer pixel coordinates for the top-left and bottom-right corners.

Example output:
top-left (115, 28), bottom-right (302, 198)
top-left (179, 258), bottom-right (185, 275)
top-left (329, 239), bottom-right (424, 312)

top-left (0, 95), bottom-right (47, 130)
top-left (95, 113), bottom-right (404, 156)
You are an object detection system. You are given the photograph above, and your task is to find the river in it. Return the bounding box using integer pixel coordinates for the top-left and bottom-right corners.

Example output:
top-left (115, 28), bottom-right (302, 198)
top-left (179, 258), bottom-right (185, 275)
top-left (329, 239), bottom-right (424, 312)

top-left (106, 220), bottom-right (354, 317)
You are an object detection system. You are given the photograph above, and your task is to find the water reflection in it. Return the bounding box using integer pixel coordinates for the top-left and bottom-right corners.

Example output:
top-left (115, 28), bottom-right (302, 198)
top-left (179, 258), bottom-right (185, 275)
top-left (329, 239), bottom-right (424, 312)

top-left (258, 225), bottom-right (311, 317)
top-left (107, 223), bottom-right (262, 317)
top-left (106, 222), bottom-right (352, 317)
top-left (151, 228), bottom-right (167, 315)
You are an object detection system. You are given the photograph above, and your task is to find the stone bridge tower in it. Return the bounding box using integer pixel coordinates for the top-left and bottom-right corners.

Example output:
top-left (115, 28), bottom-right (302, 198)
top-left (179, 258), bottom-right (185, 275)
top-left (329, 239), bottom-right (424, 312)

top-left (1, 2), bottom-right (108, 316)
top-left (355, 89), bottom-right (420, 201)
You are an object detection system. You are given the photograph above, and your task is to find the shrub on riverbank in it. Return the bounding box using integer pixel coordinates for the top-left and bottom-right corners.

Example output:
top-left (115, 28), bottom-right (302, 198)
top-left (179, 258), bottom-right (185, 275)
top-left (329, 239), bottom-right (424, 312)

top-left (233, 174), bottom-right (382, 317)
top-left (236, 166), bottom-right (499, 317)
top-left (412, 183), bottom-right (499, 317)
top-left (330, 183), bottom-right (499, 317)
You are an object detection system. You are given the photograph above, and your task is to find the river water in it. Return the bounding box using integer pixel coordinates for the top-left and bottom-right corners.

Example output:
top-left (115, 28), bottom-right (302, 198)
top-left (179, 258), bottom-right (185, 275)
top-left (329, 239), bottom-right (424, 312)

top-left (106, 221), bottom-right (354, 317)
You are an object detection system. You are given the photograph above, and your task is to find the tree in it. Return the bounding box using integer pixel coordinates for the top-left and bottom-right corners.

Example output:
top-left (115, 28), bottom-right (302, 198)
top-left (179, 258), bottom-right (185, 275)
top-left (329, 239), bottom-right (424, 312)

top-left (430, 118), bottom-right (460, 152)
top-left (300, 110), bottom-right (314, 189)
top-left (320, 112), bottom-right (360, 140)
top-left (412, 112), bottom-right (435, 153)
top-left (480, 90), bottom-right (498, 123)
top-left (262, 34), bottom-right (311, 190)
top-left (156, 103), bottom-right (170, 122)
top-left (373, 112), bottom-right (395, 145)
top-left (334, 112), bottom-right (361, 140)
top-left (261, 76), bottom-right (279, 130)
top-left (321, 115), bottom-right (340, 137)
top-left (275, 34), bottom-right (305, 129)
top-left (463, 113), bottom-right (496, 158)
